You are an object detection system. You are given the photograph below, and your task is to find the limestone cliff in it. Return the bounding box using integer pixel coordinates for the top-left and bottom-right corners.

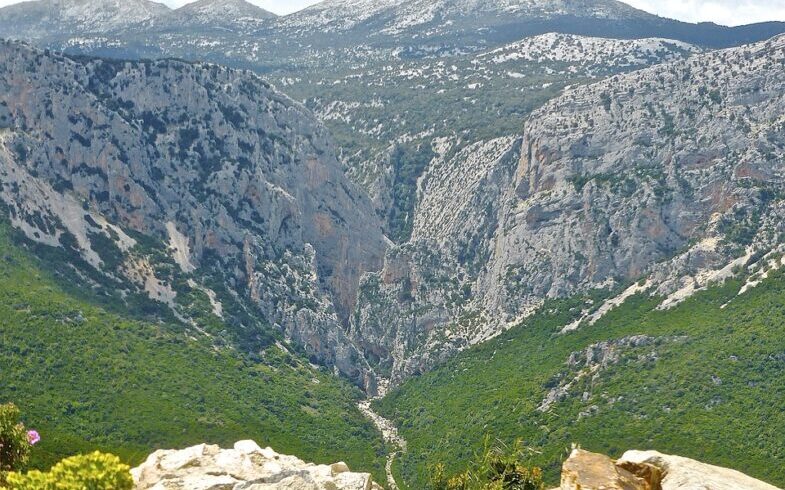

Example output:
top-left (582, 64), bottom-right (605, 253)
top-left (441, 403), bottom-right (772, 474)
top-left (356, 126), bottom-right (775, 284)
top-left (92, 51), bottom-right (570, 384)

top-left (350, 34), bottom-right (785, 386)
top-left (0, 40), bottom-right (388, 390)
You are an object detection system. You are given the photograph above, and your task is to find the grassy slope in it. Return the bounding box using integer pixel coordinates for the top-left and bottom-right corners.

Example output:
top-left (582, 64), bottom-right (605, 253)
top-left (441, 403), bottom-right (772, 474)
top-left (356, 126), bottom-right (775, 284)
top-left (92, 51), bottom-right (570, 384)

top-left (377, 272), bottom-right (785, 488)
top-left (0, 222), bottom-right (386, 480)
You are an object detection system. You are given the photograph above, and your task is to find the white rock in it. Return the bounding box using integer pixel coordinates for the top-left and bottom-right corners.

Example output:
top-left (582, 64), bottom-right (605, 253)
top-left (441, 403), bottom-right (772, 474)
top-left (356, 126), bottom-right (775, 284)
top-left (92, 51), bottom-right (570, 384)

top-left (133, 441), bottom-right (379, 490)
top-left (234, 440), bottom-right (264, 455)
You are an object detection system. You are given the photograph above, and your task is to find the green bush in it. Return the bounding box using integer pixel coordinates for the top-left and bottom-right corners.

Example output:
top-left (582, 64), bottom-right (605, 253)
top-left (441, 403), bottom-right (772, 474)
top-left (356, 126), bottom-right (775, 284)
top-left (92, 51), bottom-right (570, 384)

top-left (0, 404), bottom-right (31, 484)
top-left (428, 437), bottom-right (544, 490)
top-left (5, 452), bottom-right (133, 490)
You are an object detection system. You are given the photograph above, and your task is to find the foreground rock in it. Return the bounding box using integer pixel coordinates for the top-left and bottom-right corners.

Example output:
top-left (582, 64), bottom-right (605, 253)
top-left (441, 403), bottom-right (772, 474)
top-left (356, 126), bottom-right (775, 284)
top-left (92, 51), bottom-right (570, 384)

top-left (620, 450), bottom-right (782, 490)
top-left (132, 440), bottom-right (382, 490)
top-left (558, 448), bottom-right (781, 490)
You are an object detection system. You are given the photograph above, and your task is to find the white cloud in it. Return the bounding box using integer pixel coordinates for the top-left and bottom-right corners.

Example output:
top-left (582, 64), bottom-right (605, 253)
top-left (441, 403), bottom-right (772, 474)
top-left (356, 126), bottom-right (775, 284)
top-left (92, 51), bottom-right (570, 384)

top-left (0, 0), bottom-right (784, 24)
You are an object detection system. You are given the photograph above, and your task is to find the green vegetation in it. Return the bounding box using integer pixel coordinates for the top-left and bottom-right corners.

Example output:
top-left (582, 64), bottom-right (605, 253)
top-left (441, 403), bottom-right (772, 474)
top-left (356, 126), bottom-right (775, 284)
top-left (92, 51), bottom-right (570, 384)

top-left (377, 272), bottom-right (785, 488)
top-left (427, 436), bottom-right (544, 490)
top-left (387, 143), bottom-right (436, 242)
top-left (0, 220), bottom-right (386, 481)
top-left (6, 452), bottom-right (133, 490)
top-left (0, 404), bottom-right (32, 485)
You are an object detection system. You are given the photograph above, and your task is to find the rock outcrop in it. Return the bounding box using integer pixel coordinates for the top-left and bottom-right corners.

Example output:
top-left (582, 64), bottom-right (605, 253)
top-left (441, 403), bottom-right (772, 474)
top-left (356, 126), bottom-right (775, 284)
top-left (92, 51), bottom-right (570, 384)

top-left (620, 450), bottom-right (782, 490)
top-left (484, 34), bottom-right (785, 321)
top-left (557, 448), bottom-right (782, 490)
top-left (132, 440), bottom-right (382, 490)
top-left (560, 449), bottom-right (656, 490)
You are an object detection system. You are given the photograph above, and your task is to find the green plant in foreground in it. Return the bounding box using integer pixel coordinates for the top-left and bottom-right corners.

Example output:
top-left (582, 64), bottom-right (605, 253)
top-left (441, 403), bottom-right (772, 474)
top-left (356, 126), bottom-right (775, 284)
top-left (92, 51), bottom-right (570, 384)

top-left (0, 404), bottom-right (34, 485)
top-left (5, 452), bottom-right (133, 490)
top-left (428, 436), bottom-right (545, 490)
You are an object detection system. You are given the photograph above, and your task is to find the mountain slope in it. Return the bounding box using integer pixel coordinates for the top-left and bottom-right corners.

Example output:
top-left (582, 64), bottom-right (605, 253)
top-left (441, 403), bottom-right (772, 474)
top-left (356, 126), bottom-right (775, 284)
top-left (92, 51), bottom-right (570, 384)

top-left (0, 215), bottom-right (386, 480)
top-left (158, 0), bottom-right (277, 31)
top-left (377, 267), bottom-right (785, 488)
top-left (279, 0), bottom-right (785, 50)
top-left (345, 33), bottom-right (785, 385)
top-left (0, 0), bottom-right (170, 39)
top-left (0, 39), bottom-right (388, 391)
top-left (484, 33), bottom-right (785, 317)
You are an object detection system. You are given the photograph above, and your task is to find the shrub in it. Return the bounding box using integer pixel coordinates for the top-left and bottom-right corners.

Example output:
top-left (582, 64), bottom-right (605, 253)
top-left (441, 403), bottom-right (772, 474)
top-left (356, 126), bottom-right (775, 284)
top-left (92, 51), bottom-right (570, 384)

top-left (427, 436), bottom-right (544, 490)
top-left (0, 403), bottom-right (32, 484)
top-left (5, 451), bottom-right (133, 490)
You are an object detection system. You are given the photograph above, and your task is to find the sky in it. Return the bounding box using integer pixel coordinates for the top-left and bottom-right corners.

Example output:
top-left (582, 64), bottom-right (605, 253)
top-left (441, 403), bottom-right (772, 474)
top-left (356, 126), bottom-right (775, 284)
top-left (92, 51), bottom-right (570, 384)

top-left (0, 0), bottom-right (783, 26)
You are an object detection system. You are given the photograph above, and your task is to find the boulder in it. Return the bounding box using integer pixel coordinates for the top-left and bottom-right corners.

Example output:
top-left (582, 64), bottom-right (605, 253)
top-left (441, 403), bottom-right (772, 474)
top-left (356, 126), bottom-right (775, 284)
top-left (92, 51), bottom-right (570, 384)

top-left (560, 448), bottom-right (654, 490)
top-left (132, 441), bottom-right (383, 490)
top-left (557, 448), bottom-right (782, 490)
top-left (620, 450), bottom-right (782, 490)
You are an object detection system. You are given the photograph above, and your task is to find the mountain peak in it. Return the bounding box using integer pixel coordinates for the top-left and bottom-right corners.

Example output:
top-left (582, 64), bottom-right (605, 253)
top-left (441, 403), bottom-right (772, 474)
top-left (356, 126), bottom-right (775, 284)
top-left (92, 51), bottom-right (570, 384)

top-left (176, 0), bottom-right (276, 20)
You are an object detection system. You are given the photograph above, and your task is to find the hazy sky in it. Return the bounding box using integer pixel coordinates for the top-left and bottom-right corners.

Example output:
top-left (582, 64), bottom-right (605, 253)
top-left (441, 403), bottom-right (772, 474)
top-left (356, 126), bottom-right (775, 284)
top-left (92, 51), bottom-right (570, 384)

top-left (0, 0), bottom-right (783, 26)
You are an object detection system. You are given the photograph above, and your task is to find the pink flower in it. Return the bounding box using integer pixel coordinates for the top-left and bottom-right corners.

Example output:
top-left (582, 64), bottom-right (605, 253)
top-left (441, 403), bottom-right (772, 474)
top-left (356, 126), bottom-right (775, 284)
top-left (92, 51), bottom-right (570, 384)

top-left (27, 430), bottom-right (40, 446)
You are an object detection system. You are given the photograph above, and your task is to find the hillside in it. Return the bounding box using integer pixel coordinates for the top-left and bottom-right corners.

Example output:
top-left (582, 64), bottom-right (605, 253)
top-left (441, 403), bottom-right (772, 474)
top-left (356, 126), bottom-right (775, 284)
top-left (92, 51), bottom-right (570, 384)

top-left (376, 256), bottom-right (785, 489)
top-left (0, 0), bottom-right (170, 39)
top-left (370, 33), bottom-right (785, 489)
top-left (0, 216), bottom-right (386, 480)
top-left (0, 39), bottom-right (392, 481)
top-left (0, 39), bottom-right (389, 392)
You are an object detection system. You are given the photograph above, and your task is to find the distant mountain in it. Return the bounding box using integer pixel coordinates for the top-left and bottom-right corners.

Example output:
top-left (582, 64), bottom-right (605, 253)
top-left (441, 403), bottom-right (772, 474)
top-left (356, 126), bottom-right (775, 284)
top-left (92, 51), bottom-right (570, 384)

top-left (280, 0), bottom-right (646, 37)
top-left (156, 0), bottom-right (277, 31)
top-left (2, 0), bottom-right (784, 59)
top-left (0, 0), bottom-right (170, 39)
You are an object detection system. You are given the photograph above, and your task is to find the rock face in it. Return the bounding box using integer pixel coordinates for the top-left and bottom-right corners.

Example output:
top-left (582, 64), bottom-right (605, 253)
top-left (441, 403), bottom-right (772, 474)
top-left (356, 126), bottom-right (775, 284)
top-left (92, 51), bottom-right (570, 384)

top-left (558, 448), bottom-right (782, 490)
top-left (484, 34), bottom-right (785, 319)
top-left (350, 35), bottom-right (785, 386)
top-left (132, 440), bottom-right (382, 490)
top-left (0, 40), bottom-right (387, 391)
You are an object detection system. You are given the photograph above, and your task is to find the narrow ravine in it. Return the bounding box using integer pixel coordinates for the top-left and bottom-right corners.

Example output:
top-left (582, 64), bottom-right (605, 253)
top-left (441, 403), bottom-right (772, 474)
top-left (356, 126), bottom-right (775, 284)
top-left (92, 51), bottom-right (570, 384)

top-left (358, 382), bottom-right (407, 490)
